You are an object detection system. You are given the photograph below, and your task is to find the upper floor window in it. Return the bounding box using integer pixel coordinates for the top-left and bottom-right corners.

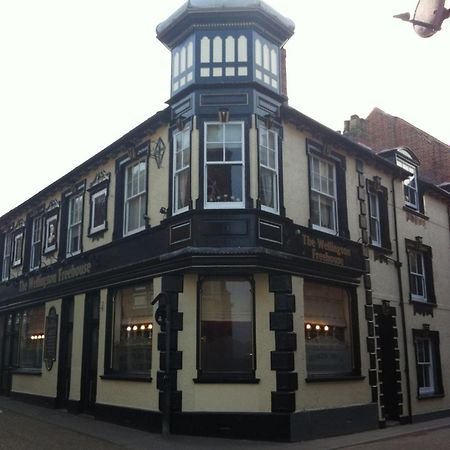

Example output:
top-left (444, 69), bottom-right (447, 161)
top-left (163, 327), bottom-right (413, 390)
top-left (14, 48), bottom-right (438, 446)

top-left (1, 232), bottom-right (12, 281)
top-left (205, 122), bottom-right (245, 209)
top-left (12, 229), bottom-right (24, 267)
top-left (173, 127), bottom-right (191, 214)
top-left (406, 240), bottom-right (435, 304)
top-left (367, 178), bottom-right (391, 250)
top-left (397, 158), bottom-right (418, 209)
top-left (124, 159), bottom-right (147, 236)
top-left (30, 216), bottom-right (43, 271)
top-left (309, 154), bottom-right (337, 234)
top-left (87, 171), bottom-right (110, 237)
top-left (307, 141), bottom-right (349, 238)
top-left (259, 125), bottom-right (279, 214)
top-left (66, 193), bottom-right (83, 257)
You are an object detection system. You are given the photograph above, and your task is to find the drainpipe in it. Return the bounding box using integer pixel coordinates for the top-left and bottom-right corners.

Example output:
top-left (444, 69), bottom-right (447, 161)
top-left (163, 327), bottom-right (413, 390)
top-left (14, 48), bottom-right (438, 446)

top-left (391, 176), bottom-right (412, 422)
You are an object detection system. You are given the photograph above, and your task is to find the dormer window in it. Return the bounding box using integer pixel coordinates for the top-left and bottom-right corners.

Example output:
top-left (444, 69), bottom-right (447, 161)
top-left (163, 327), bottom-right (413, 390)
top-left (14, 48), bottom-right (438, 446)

top-left (397, 158), bottom-right (418, 209)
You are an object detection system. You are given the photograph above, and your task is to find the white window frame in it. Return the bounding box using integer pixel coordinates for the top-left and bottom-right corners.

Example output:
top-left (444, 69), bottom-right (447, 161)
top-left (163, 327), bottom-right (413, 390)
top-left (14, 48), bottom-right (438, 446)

top-left (204, 121), bottom-right (245, 209)
top-left (30, 216), bottom-right (42, 271)
top-left (173, 127), bottom-right (191, 215)
top-left (66, 193), bottom-right (83, 257)
top-left (397, 158), bottom-right (418, 209)
top-left (416, 337), bottom-right (435, 395)
top-left (310, 154), bottom-right (338, 234)
top-left (259, 126), bottom-right (279, 214)
top-left (90, 188), bottom-right (107, 234)
top-left (368, 191), bottom-right (381, 246)
top-left (409, 250), bottom-right (427, 302)
top-left (123, 158), bottom-right (147, 236)
top-left (12, 231), bottom-right (24, 267)
top-left (1, 232), bottom-right (12, 281)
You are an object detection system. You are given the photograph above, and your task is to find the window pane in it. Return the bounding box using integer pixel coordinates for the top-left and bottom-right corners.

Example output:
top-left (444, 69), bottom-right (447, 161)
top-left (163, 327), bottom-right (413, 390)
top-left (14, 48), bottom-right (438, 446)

top-left (304, 282), bottom-right (352, 375)
top-left (93, 193), bottom-right (106, 228)
top-left (260, 167), bottom-right (276, 209)
top-left (225, 123), bottom-right (241, 142)
top-left (200, 278), bottom-right (253, 373)
top-left (112, 284), bottom-right (153, 374)
top-left (175, 169), bottom-right (190, 211)
top-left (207, 164), bottom-right (242, 203)
top-left (225, 143), bottom-right (242, 162)
top-left (206, 143), bottom-right (223, 162)
top-left (19, 306), bottom-right (45, 369)
top-left (207, 124), bottom-right (222, 142)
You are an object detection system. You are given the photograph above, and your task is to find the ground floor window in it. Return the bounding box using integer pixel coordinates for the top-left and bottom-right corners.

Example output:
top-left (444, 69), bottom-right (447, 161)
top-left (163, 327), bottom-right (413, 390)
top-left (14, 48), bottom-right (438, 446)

top-left (15, 305), bottom-right (45, 370)
top-left (198, 276), bottom-right (255, 380)
top-left (413, 328), bottom-right (443, 397)
top-left (110, 282), bottom-right (153, 376)
top-left (304, 281), bottom-right (357, 377)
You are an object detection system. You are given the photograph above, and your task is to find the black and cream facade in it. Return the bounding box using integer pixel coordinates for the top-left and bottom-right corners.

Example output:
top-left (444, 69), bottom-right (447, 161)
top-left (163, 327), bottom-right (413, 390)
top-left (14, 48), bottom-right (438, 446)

top-left (1, 0), bottom-right (450, 442)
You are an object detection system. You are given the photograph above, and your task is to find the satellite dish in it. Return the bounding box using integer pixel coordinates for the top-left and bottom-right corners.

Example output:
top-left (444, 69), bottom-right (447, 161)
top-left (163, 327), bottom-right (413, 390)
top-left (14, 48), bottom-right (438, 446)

top-left (413, 0), bottom-right (448, 37)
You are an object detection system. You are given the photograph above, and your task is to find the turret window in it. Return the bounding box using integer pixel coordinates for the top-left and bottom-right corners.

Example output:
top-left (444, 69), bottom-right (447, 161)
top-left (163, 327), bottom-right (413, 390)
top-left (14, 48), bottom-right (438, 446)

top-left (172, 37), bottom-right (194, 93)
top-left (254, 35), bottom-right (279, 90)
top-left (199, 34), bottom-right (248, 79)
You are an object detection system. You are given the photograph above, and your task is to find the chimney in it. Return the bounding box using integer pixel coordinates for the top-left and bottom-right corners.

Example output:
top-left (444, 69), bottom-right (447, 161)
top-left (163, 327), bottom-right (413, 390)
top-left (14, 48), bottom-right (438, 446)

top-left (343, 114), bottom-right (368, 143)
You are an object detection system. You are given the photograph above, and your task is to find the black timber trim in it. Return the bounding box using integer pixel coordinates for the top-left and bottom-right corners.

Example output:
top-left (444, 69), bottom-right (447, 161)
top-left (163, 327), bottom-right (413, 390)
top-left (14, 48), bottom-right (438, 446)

top-left (269, 273), bottom-right (297, 413)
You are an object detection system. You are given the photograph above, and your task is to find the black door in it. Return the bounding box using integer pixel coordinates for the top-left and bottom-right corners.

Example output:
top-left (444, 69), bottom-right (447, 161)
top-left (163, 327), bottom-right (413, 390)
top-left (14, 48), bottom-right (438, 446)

top-left (0, 313), bottom-right (15, 395)
top-left (377, 311), bottom-right (400, 421)
top-left (80, 291), bottom-right (100, 413)
top-left (56, 297), bottom-right (74, 408)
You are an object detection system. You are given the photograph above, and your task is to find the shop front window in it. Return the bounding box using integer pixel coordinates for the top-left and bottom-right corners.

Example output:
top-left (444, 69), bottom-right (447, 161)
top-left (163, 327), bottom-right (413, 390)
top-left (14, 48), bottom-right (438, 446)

top-left (17, 305), bottom-right (45, 370)
top-left (198, 277), bottom-right (255, 380)
top-left (111, 283), bottom-right (153, 376)
top-left (304, 282), bottom-right (355, 376)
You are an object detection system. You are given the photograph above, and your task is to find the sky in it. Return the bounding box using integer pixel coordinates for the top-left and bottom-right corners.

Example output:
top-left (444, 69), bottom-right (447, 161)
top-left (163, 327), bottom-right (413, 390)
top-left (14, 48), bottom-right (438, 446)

top-left (1, 0), bottom-right (448, 217)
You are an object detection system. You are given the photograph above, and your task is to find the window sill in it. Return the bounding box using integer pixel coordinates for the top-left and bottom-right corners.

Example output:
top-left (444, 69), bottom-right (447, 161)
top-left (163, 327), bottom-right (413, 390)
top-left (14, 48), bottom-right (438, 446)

top-left (417, 392), bottom-right (445, 400)
top-left (193, 376), bottom-right (260, 384)
top-left (403, 206), bottom-right (429, 221)
top-left (11, 369), bottom-right (42, 376)
top-left (369, 244), bottom-right (392, 254)
top-left (305, 374), bottom-right (364, 383)
top-left (100, 373), bottom-right (152, 382)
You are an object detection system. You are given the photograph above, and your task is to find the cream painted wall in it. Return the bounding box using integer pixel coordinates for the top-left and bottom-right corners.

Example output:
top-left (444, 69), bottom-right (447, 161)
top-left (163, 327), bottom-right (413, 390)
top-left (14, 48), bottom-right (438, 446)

top-left (178, 273), bottom-right (275, 413)
top-left (249, 116), bottom-right (258, 205)
top-left (95, 284), bottom-right (159, 410)
top-left (190, 117), bottom-right (200, 208)
top-left (293, 277), bottom-right (371, 411)
top-left (12, 299), bottom-right (61, 398)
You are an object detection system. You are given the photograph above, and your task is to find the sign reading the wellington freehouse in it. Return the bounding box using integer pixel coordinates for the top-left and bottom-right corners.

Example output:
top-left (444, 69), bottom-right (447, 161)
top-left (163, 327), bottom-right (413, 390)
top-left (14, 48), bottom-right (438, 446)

top-left (18, 262), bottom-right (92, 293)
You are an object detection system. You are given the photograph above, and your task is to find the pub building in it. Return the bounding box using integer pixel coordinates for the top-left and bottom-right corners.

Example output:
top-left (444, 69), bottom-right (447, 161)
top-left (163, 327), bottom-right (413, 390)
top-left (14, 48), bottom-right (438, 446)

top-left (1, 0), bottom-right (450, 442)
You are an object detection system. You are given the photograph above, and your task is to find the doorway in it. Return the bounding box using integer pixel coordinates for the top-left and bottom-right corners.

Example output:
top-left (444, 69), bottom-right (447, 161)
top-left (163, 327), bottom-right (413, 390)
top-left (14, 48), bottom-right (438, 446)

top-left (80, 291), bottom-right (100, 414)
top-left (0, 313), bottom-right (15, 395)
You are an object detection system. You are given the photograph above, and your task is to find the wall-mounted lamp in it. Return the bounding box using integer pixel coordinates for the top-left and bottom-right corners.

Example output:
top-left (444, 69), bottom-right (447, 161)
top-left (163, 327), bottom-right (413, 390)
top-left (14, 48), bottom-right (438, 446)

top-left (160, 207), bottom-right (168, 215)
top-left (218, 108), bottom-right (229, 123)
top-left (373, 175), bottom-right (382, 192)
top-left (264, 114), bottom-right (273, 130)
top-left (415, 236), bottom-right (423, 244)
top-left (176, 117), bottom-right (185, 132)
top-left (149, 137), bottom-right (166, 169)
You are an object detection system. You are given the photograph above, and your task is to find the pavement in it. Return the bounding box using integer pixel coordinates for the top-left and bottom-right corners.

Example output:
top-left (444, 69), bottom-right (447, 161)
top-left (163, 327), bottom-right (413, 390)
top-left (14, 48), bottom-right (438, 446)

top-left (1, 396), bottom-right (450, 449)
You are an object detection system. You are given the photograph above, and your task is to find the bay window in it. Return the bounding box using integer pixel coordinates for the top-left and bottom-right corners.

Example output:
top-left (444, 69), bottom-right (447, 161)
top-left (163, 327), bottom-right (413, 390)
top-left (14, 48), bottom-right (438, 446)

top-left (205, 122), bottom-right (245, 208)
top-left (173, 127), bottom-right (191, 214)
top-left (259, 125), bottom-right (279, 213)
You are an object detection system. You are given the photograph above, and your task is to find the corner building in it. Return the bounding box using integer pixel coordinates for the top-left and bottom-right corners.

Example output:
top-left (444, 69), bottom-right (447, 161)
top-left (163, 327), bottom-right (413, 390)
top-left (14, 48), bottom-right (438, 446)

top-left (1, 1), bottom-right (450, 442)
